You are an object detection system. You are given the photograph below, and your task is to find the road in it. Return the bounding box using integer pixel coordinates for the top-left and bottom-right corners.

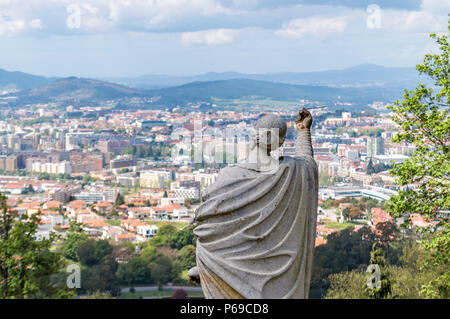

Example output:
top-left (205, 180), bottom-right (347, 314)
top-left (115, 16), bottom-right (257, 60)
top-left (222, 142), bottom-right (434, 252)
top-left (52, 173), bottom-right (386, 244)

top-left (121, 285), bottom-right (202, 293)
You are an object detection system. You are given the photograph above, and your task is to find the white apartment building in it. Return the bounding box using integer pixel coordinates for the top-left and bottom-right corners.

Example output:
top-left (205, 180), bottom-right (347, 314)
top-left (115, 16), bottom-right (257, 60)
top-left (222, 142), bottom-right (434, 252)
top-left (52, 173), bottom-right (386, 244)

top-left (137, 225), bottom-right (158, 238)
top-left (32, 160), bottom-right (72, 174)
top-left (140, 170), bottom-right (172, 188)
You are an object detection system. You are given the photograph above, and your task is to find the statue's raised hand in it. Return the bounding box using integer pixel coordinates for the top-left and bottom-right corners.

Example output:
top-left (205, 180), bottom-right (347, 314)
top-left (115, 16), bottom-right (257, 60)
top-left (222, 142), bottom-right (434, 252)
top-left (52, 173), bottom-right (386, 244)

top-left (295, 108), bottom-right (313, 130)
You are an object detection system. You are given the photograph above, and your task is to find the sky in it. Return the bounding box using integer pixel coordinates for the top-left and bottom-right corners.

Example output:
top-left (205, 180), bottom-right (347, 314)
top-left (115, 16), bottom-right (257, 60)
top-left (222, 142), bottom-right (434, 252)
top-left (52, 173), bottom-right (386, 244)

top-left (0, 0), bottom-right (448, 78)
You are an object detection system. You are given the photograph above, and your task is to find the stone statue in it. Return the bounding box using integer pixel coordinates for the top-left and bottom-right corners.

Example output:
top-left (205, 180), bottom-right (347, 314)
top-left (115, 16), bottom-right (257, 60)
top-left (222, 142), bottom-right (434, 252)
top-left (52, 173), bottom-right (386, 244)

top-left (188, 108), bottom-right (318, 299)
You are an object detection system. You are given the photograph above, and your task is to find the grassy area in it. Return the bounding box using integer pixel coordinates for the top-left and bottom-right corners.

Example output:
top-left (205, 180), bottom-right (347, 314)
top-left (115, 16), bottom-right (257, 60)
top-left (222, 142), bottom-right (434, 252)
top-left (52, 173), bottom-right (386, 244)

top-left (324, 220), bottom-right (356, 230)
top-left (105, 219), bottom-right (121, 226)
top-left (145, 220), bottom-right (189, 230)
top-left (119, 289), bottom-right (204, 299)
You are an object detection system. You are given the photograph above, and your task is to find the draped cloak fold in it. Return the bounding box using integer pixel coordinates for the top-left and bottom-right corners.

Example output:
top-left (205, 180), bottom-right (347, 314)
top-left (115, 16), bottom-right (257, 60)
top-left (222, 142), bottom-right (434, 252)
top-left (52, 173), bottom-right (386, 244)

top-left (193, 155), bottom-right (318, 299)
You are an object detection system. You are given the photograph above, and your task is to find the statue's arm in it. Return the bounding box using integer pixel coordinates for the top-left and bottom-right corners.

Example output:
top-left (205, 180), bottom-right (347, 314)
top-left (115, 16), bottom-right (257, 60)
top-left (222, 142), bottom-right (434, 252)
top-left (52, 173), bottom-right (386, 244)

top-left (294, 108), bottom-right (314, 157)
top-left (295, 128), bottom-right (313, 157)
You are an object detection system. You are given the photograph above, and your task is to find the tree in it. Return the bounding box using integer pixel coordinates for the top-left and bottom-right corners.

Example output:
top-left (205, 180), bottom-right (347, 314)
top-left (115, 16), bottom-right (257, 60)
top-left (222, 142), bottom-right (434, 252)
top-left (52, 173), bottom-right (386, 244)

top-left (116, 256), bottom-right (151, 286)
top-left (387, 20), bottom-right (449, 298)
top-left (310, 227), bottom-right (376, 298)
top-left (172, 288), bottom-right (188, 299)
top-left (326, 240), bottom-right (444, 299)
top-left (77, 239), bottom-right (97, 266)
top-left (114, 193), bottom-right (125, 207)
top-left (61, 232), bottom-right (88, 261)
top-left (150, 224), bottom-right (177, 248)
top-left (77, 239), bottom-right (113, 267)
top-left (365, 244), bottom-right (392, 299)
top-left (0, 193), bottom-right (73, 298)
top-left (148, 254), bottom-right (174, 289)
top-left (325, 271), bottom-right (368, 299)
top-left (349, 206), bottom-right (363, 220)
top-left (174, 245), bottom-right (197, 271)
top-left (366, 158), bottom-right (375, 175)
top-left (169, 228), bottom-right (196, 250)
top-left (375, 221), bottom-right (397, 248)
top-left (81, 254), bottom-right (119, 296)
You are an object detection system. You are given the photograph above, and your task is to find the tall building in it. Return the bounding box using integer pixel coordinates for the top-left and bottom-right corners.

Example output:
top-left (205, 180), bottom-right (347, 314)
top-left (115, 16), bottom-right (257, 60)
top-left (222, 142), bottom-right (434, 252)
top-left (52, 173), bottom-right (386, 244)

top-left (140, 170), bottom-right (172, 188)
top-left (0, 155), bottom-right (18, 171)
top-left (367, 137), bottom-right (385, 157)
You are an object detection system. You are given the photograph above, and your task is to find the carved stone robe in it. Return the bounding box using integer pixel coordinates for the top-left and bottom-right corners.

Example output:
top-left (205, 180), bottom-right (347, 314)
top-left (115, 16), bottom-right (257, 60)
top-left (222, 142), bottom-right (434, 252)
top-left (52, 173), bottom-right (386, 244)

top-left (193, 154), bottom-right (318, 299)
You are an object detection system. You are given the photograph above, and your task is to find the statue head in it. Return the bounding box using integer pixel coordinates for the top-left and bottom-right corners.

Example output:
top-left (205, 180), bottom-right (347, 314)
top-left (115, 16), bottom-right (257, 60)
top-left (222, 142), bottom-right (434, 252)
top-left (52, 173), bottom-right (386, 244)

top-left (252, 114), bottom-right (287, 154)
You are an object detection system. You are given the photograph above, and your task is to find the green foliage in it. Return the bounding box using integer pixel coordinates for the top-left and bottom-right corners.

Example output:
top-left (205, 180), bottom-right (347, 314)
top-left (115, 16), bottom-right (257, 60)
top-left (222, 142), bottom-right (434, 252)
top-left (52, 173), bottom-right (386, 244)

top-left (81, 255), bottom-right (119, 296)
top-left (149, 254), bottom-right (174, 289)
top-left (342, 205), bottom-right (363, 220)
top-left (310, 227), bottom-right (375, 298)
top-left (174, 245), bottom-right (197, 271)
top-left (61, 232), bottom-right (88, 261)
top-left (77, 239), bottom-right (113, 267)
top-left (116, 256), bottom-right (152, 286)
top-left (387, 20), bottom-right (449, 298)
top-left (124, 143), bottom-right (172, 160)
top-left (365, 244), bottom-right (393, 299)
top-left (366, 158), bottom-right (375, 175)
top-left (114, 193), bottom-right (125, 207)
top-left (169, 228), bottom-right (196, 250)
top-left (149, 224), bottom-right (177, 248)
top-left (325, 271), bottom-right (368, 299)
top-left (0, 194), bottom-right (74, 298)
top-left (325, 240), bottom-right (448, 299)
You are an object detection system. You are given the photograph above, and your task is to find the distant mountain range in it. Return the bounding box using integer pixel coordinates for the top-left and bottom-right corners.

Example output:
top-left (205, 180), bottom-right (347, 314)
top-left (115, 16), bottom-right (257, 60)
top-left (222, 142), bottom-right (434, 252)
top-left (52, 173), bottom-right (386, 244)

top-left (0, 64), bottom-right (427, 109)
top-left (103, 64), bottom-right (428, 90)
top-left (147, 78), bottom-right (402, 107)
top-left (0, 68), bottom-right (52, 92)
top-left (17, 77), bottom-right (143, 104)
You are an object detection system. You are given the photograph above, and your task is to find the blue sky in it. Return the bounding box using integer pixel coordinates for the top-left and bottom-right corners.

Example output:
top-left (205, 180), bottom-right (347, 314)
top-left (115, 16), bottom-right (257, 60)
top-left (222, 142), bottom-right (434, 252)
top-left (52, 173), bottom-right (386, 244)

top-left (0, 0), bottom-right (448, 77)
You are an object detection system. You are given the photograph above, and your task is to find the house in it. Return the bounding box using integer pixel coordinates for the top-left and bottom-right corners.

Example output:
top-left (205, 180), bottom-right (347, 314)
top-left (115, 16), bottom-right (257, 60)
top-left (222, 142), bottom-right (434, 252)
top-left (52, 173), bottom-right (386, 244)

top-left (43, 200), bottom-right (63, 210)
top-left (162, 204), bottom-right (188, 220)
top-left (69, 208), bottom-right (92, 223)
top-left (116, 233), bottom-right (137, 243)
top-left (35, 219), bottom-right (53, 241)
top-left (316, 224), bottom-right (339, 237)
top-left (102, 227), bottom-right (123, 241)
top-left (315, 236), bottom-right (327, 247)
top-left (2, 183), bottom-right (27, 194)
top-left (40, 210), bottom-right (65, 226)
top-left (149, 204), bottom-right (189, 220)
top-left (127, 207), bottom-right (151, 220)
top-left (410, 213), bottom-right (433, 228)
top-left (82, 218), bottom-right (110, 236)
top-left (17, 202), bottom-right (41, 216)
top-left (149, 207), bottom-right (165, 219)
top-left (94, 201), bottom-right (113, 214)
top-left (68, 200), bottom-right (88, 208)
top-left (121, 218), bottom-right (147, 232)
top-left (371, 208), bottom-right (393, 227)
top-left (137, 224), bottom-right (158, 239)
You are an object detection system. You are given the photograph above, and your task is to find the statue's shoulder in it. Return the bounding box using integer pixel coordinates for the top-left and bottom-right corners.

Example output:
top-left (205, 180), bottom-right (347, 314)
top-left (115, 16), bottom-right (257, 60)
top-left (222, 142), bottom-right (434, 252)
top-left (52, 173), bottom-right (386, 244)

top-left (202, 165), bottom-right (258, 201)
top-left (218, 165), bottom-right (259, 181)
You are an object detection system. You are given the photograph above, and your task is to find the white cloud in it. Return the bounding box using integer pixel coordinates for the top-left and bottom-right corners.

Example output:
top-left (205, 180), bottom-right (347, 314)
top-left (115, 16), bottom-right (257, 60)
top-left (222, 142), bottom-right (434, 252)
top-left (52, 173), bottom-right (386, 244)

top-left (380, 1), bottom-right (449, 34)
top-left (181, 28), bottom-right (239, 45)
top-left (275, 17), bottom-right (347, 39)
top-left (0, 0), bottom-right (446, 39)
top-left (421, 0), bottom-right (450, 13)
top-left (29, 19), bottom-right (44, 29)
top-left (0, 16), bottom-right (27, 36)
